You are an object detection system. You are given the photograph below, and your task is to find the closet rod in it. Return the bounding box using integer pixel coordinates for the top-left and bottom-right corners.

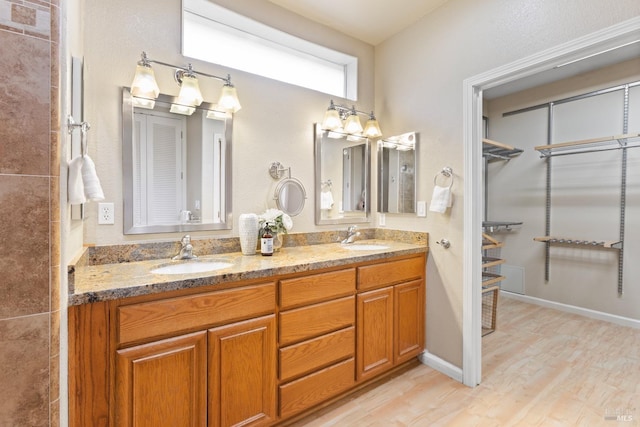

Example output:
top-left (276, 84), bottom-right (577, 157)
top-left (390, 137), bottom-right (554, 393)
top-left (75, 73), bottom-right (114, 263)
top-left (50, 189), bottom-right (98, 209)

top-left (503, 80), bottom-right (640, 117)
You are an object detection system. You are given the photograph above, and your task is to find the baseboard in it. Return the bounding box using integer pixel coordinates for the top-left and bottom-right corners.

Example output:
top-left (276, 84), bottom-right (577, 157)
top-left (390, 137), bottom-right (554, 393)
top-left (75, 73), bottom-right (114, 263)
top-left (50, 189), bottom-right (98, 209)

top-left (501, 291), bottom-right (640, 329)
top-left (419, 351), bottom-right (463, 383)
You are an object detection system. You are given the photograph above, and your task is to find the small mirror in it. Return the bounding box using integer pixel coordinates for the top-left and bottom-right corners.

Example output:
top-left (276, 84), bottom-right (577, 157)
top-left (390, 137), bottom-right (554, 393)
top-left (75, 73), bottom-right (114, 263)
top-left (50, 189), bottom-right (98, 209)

top-left (122, 88), bottom-right (233, 234)
top-left (378, 132), bottom-right (417, 214)
top-left (314, 124), bottom-right (371, 225)
top-left (275, 177), bottom-right (306, 216)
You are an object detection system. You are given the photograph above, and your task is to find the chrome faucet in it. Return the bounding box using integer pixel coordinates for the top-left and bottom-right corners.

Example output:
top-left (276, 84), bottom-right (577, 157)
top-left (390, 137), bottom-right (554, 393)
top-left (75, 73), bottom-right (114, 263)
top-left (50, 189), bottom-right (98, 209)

top-left (341, 225), bottom-right (361, 244)
top-left (173, 235), bottom-right (197, 260)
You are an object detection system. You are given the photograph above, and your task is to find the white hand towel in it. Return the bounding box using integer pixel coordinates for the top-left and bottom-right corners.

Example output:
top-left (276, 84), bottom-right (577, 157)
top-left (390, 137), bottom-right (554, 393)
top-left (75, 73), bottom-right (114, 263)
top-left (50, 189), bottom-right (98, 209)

top-left (429, 185), bottom-right (452, 213)
top-left (81, 155), bottom-right (105, 201)
top-left (321, 190), bottom-right (334, 210)
top-left (68, 156), bottom-right (86, 205)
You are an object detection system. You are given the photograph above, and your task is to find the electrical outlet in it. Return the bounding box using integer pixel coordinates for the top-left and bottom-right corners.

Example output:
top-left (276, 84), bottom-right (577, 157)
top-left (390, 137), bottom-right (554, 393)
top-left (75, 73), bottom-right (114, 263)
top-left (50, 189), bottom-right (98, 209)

top-left (379, 213), bottom-right (386, 227)
top-left (98, 202), bottom-right (115, 225)
top-left (417, 201), bottom-right (427, 217)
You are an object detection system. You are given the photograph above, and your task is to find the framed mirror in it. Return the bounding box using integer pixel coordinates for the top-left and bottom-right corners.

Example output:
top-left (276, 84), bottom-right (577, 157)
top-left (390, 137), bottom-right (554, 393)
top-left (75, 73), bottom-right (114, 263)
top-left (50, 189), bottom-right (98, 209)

top-left (314, 124), bottom-right (371, 225)
top-left (122, 88), bottom-right (232, 234)
top-left (378, 132), bottom-right (417, 214)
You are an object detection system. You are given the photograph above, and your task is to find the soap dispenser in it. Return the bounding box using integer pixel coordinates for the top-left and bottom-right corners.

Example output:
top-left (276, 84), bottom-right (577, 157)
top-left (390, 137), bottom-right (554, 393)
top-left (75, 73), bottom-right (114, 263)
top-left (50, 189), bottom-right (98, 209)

top-left (261, 226), bottom-right (274, 256)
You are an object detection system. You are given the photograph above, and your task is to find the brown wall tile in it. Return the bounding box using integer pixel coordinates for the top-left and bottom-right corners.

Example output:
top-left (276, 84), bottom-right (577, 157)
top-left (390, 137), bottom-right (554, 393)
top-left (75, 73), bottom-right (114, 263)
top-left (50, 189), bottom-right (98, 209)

top-left (12, 4), bottom-right (37, 26)
top-left (49, 353), bottom-right (59, 402)
top-left (50, 399), bottom-right (60, 427)
top-left (50, 176), bottom-right (60, 220)
top-left (50, 264), bottom-right (60, 312)
top-left (0, 314), bottom-right (49, 426)
top-left (0, 30), bottom-right (50, 175)
top-left (49, 4), bottom-right (59, 43)
top-left (51, 211), bottom-right (60, 265)
top-left (50, 309), bottom-right (60, 356)
top-left (0, 175), bottom-right (50, 318)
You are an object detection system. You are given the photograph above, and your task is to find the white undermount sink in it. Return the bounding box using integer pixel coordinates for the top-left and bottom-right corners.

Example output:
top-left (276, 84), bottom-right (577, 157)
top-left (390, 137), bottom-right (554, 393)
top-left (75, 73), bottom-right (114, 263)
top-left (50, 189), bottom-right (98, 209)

top-left (341, 244), bottom-right (390, 251)
top-left (150, 260), bottom-right (233, 275)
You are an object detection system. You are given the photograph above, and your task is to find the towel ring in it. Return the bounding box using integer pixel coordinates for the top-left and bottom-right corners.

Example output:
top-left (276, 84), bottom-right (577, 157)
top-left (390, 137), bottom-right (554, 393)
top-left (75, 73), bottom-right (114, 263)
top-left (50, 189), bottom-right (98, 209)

top-left (433, 166), bottom-right (454, 188)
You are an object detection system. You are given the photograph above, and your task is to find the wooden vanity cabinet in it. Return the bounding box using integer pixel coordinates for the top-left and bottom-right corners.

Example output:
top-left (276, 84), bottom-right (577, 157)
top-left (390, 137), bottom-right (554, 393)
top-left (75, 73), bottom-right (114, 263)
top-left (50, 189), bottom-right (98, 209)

top-left (114, 282), bottom-right (277, 427)
top-left (278, 268), bottom-right (356, 418)
top-left (356, 256), bottom-right (425, 381)
top-left (69, 252), bottom-right (426, 427)
top-left (115, 331), bottom-right (208, 427)
top-left (209, 315), bottom-right (277, 427)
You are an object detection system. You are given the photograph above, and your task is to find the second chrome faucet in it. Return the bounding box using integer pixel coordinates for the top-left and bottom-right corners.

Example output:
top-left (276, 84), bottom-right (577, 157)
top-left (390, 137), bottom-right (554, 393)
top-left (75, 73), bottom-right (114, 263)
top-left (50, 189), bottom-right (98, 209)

top-left (341, 225), bottom-right (361, 244)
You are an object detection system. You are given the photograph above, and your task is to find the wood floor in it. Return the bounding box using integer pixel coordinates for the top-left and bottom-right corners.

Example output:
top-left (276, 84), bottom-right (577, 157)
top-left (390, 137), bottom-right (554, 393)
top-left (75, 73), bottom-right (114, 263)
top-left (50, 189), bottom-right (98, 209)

top-left (290, 295), bottom-right (640, 426)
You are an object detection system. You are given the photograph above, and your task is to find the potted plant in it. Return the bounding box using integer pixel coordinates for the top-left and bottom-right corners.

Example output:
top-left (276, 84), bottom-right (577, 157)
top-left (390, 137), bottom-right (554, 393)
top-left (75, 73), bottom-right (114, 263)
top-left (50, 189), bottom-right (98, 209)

top-left (258, 209), bottom-right (293, 251)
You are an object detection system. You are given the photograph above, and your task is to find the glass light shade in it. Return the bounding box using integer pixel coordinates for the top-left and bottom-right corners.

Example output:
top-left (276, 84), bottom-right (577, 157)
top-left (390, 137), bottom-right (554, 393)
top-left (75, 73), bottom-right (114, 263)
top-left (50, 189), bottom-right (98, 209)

top-left (170, 103), bottom-right (196, 115)
top-left (132, 96), bottom-right (156, 110)
top-left (176, 75), bottom-right (204, 107)
top-left (343, 114), bottom-right (363, 134)
top-left (322, 109), bottom-right (342, 130)
top-left (217, 85), bottom-right (242, 113)
top-left (131, 64), bottom-right (160, 99)
top-left (327, 130), bottom-right (345, 139)
top-left (363, 118), bottom-right (382, 138)
top-left (206, 109), bottom-right (231, 119)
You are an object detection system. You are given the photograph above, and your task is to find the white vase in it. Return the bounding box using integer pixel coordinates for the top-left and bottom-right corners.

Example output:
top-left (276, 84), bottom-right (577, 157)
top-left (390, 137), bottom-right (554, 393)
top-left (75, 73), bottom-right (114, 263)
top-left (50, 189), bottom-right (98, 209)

top-left (239, 214), bottom-right (259, 255)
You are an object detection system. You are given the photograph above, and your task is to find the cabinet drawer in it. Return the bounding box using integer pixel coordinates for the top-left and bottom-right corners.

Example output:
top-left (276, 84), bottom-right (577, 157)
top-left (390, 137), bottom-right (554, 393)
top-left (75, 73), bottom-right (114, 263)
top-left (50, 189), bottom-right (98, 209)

top-left (358, 256), bottom-right (424, 291)
top-left (118, 282), bottom-right (276, 345)
top-left (280, 268), bottom-right (355, 309)
top-left (279, 296), bottom-right (355, 346)
top-left (279, 358), bottom-right (355, 419)
top-left (280, 327), bottom-right (354, 382)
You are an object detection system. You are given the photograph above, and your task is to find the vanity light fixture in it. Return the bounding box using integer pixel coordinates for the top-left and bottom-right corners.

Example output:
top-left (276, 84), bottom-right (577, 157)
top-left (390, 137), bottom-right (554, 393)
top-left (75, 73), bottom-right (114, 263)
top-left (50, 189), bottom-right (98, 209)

top-left (130, 51), bottom-right (241, 115)
top-left (321, 100), bottom-right (382, 137)
top-left (382, 132), bottom-right (415, 151)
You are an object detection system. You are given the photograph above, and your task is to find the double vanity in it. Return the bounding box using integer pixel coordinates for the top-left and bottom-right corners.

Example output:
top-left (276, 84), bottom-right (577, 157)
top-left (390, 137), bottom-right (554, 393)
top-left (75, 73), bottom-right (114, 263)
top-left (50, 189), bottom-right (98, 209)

top-left (68, 231), bottom-right (427, 426)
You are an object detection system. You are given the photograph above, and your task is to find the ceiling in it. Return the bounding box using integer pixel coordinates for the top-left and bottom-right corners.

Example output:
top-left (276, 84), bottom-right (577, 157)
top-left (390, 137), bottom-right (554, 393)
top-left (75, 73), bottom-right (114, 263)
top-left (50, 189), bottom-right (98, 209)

top-left (269, 1), bottom-right (640, 98)
top-left (268, 0), bottom-right (450, 46)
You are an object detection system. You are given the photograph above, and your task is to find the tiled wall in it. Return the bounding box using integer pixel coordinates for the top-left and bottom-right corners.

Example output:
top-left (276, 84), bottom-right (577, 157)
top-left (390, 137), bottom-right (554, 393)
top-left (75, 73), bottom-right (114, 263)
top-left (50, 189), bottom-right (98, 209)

top-left (0, 0), bottom-right (61, 426)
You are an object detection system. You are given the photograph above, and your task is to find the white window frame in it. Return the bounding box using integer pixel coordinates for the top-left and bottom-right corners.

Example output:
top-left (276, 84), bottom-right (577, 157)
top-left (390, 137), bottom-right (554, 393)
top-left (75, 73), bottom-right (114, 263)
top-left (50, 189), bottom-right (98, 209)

top-left (182, 0), bottom-right (358, 100)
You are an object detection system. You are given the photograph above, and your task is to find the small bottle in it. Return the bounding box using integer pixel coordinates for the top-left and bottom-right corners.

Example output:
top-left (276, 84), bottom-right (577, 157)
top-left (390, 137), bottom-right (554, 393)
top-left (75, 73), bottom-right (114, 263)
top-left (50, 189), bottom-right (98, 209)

top-left (261, 226), bottom-right (274, 256)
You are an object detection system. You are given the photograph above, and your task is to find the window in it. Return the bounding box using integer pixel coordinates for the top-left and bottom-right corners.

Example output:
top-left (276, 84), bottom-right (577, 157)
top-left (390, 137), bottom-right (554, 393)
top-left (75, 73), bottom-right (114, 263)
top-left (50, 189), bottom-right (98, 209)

top-left (182, 0), bottom-right (358, 100)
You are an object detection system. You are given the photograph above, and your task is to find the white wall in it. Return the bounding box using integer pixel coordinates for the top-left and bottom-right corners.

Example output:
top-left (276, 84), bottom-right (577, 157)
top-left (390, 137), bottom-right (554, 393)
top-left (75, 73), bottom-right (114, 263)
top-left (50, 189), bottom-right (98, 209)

top-left (77, 0), bottom-right (640, 371)
top-left (486, 60), bottom-right (640, 320)
top-left (80, 0), bottom-right (374, 245)
top-left (375, 0), bottom-right (640, 367)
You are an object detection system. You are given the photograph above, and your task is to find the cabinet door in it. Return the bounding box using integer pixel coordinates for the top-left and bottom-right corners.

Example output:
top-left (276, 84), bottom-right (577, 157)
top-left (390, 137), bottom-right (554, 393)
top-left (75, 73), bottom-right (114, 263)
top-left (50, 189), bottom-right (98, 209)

top-left (209, 315), bottom-right (277, 427)
top-left (356, 287), bottom-right (394, 381)
top-left (115, 331), bottom-right (207, 427)
top-left (394, 279), bottom-right (425, 364)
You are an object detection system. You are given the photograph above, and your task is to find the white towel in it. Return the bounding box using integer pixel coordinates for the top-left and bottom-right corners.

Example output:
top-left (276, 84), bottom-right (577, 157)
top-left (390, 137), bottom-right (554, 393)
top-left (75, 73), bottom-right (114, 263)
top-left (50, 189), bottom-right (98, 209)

top-left (429, 185), bottom-right (452, 213)
top-left (321, 190), bottom-right (334, 210)
top-left (68, 155), bottom-right (105, 204)
top-left (68, 156), bottom-right (86, 205)
top-left (81, 155), bottom-right (105, 201)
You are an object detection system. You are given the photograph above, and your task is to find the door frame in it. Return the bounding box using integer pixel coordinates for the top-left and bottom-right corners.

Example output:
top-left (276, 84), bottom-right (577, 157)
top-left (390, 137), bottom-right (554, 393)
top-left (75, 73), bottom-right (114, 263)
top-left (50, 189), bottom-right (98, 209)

top-left (462, 16), bottom-right (640, 387)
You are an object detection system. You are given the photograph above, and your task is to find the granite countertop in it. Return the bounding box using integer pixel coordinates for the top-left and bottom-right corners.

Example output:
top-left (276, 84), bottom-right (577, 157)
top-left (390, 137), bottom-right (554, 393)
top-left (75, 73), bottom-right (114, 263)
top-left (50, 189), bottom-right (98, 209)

top-left (68, 239), bottom-right (428, 306)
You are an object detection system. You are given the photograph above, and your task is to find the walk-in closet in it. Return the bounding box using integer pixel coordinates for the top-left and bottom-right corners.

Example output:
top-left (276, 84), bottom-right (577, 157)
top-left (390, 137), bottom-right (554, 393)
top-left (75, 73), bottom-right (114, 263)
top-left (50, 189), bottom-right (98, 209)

top-left (482, 56), bottom-right (640, 328)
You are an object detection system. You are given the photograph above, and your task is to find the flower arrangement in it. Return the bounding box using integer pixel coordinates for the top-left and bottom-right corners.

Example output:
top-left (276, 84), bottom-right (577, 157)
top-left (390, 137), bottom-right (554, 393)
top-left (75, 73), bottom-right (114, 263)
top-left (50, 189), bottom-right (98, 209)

top-left (258, 209), bottom-right (293, 235)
